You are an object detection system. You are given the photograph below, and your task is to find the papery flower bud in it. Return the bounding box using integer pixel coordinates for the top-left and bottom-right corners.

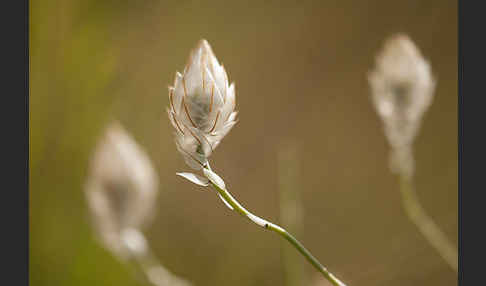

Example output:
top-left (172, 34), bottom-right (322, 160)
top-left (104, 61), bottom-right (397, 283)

top-left (84, 121), bottom-right (158, 260)
top-left (167, 39), bottom-right (238, 170)
top-left (368, 34), bottom-right (436, 177)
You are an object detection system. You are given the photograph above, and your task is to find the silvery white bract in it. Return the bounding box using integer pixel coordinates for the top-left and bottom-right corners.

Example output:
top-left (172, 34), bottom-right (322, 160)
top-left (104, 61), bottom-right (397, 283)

top-left (176, 172), bottom-right (209, 187)
top-left (168, 39), bottom-right (238, 170)
top-left (84, 122), bottom-right (158, 260)
top-left (368, 34), bottom-right (436, 177)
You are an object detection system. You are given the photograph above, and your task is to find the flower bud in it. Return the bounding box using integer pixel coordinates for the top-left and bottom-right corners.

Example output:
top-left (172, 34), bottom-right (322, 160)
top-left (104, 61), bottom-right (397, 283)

top-left (368, 34), bottom-right (436, 177)
top-left (84, 121), bottom-right (158, 260)
top-left (168, 39), bottom-right (238, 170)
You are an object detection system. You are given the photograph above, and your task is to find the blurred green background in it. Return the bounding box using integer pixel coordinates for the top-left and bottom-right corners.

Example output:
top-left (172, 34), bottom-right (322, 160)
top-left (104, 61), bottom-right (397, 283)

top-left (30, 0), bottom-right (457, 285)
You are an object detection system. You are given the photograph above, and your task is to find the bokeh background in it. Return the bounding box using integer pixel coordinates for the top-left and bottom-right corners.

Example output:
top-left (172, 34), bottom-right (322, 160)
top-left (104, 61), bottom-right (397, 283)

top-left (30, 0), bottom-right (457, 285)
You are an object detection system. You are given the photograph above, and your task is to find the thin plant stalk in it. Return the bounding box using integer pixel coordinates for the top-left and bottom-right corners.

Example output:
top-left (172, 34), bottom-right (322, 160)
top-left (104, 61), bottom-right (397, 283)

top-left (399, 174), bottom-right (458, 272)
top-left (278, 144), bottom-right (305, 286)
top-left (125, 232), bottom-right (192, 286)
top-left (205, 165), bottom-right (347, 286)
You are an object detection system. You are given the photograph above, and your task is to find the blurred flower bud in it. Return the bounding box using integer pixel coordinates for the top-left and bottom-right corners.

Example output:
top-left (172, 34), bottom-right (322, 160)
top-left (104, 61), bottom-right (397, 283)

top-left (368, 34), bottom-right (436, 177)
top-left (168, 39), bottom-right (238, 170)
top-left (85, 121), bottom-right (158, 260)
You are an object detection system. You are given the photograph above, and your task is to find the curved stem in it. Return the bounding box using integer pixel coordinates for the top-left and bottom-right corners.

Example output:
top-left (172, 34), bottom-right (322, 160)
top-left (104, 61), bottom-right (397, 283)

top-left (207, 169), bottom-right (347, 286)
top-left (399, 175), bottom-right (458, 272)
top-left (125, 230), bottom-right (192, 286)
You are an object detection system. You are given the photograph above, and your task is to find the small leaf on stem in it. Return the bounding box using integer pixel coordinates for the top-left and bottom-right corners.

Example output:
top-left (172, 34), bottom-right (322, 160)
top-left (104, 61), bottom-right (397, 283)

top-left (203, 167), bottom-right (226, 189)
top-left (176, 172), bottom-right (210, 187)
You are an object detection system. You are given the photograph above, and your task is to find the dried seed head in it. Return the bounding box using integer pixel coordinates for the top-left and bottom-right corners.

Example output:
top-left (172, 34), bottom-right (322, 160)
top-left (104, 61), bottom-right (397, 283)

top-left (84, 121), bottom-right (158, 259)
top-left (168, 39), bottom-right (238, 170)
top-left (368, 34), bottom-right (436, 177)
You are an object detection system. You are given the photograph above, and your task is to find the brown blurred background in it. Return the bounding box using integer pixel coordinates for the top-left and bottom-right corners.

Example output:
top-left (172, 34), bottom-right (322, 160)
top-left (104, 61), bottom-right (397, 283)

top-left (30, 0), bottom-right (457, 285)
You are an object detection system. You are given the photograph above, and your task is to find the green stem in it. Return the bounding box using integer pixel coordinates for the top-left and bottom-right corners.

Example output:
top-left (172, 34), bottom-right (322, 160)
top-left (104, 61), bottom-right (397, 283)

top-left (399, 175), bottom-right (458, 272)
top-left (207, 173), bottom-right (347, 286)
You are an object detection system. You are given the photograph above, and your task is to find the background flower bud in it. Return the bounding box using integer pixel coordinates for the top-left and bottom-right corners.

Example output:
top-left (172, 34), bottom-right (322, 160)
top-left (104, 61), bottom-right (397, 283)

top-left (368, 34), bottom-right (436, 177)
top-left (168, 39), bottom-right (238, 170)
top-left (84, 121), bottom-right (159, 260)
